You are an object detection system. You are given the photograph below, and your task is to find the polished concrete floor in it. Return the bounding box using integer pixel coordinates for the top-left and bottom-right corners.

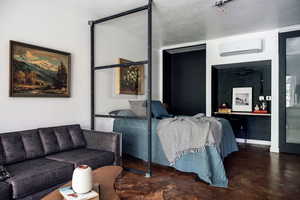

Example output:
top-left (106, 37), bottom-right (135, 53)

top-left (115, 144), bottom-right (300, 200)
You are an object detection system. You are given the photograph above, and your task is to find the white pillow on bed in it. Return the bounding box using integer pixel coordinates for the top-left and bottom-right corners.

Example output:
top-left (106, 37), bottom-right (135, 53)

top-left (129, 100), bottom-right (146, 117)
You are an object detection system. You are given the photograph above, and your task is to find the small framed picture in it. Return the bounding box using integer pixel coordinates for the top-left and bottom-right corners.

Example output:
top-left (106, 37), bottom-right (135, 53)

top-left (232, 87), bottom-right (252, 112)
top-left (115, 58), bottom-right (145, 95)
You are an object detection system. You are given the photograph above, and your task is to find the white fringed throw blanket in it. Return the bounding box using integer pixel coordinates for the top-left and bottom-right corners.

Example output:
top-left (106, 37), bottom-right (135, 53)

top-left (157, 115), bottom-right (223, 166)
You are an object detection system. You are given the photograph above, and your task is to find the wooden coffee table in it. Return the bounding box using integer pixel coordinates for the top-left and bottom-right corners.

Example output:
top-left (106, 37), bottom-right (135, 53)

top-left (42, 166), bottom-right (123, 200)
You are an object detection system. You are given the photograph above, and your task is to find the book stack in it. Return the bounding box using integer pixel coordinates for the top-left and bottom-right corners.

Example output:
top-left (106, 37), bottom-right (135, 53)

top-left (59, 186), bottom-right (99, 200)
top-left (218, 108), bottom-right (232, 114)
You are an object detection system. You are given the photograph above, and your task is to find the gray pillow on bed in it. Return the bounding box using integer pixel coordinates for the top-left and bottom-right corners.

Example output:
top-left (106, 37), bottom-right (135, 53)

top-left (117, 110), bottom-right (137, 117)
top-left (109, 109), bottom-right (136, 117)
top-left (129, 100), bottom-right (146, 117)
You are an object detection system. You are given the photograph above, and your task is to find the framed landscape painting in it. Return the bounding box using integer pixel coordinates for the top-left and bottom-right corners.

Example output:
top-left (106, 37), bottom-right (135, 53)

top-left (115, 58), bottom-right (145, 95)
top-left (10, 41), bottom-right (71, 97)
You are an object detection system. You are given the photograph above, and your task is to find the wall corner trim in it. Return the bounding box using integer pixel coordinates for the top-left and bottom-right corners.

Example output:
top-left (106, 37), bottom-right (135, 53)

top-left (270, 146), bottom-right (280, 153)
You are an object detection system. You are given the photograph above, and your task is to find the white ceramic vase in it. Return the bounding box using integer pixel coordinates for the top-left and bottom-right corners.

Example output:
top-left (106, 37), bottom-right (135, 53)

top-left (72, 165), bottom-right (93, 194)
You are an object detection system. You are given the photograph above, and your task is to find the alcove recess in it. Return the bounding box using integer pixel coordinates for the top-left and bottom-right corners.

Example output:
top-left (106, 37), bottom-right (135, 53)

top-left (212, 60), bottom-right (271, 141)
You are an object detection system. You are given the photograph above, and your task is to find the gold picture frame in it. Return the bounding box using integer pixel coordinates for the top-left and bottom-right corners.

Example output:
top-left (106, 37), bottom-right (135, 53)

top-left (115, 58), bottom-right (145, 95)
top-left (10, 41), bottom-right (71, 97)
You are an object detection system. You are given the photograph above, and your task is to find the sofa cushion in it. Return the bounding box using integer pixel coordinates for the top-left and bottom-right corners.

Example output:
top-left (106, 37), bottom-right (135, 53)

top-left (0, 133), bottom-right (26, 164)
top-left (46, 148), bottom-right (114, 169)
top-left (5, 158), bottom-right (73, 199)
top-left (20, 129), bottom-right (44, 159)
top-left (39, 128), bottom-right (60, 155)
top-left (0, 181), bottom-right (11, 200)
top-left (67, 125), bottom-right (86, 148)
top-left (54, 127), bottom-right (74, 151)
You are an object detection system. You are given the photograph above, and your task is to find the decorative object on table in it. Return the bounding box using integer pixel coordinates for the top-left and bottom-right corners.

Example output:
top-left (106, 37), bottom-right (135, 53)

top-left (218, 102), bottom-right (231, 113)
top-left (115, 58), bottom-right (145, 95)
top-left (72, 165), bottom-right (93, 194)
top-left (254, 104), bottom-right (260, 111)
top-left (10, 41), bottom-right (71, 97)
top-left (42, 166), bottom-right (123, 200)
top-left (232, 87), bottom-right (252, 112)
top-left (253, 100), bottom-right (269, 114)
top-left (260, 101), bottom-right (267, 111)
top-left (59, 186), bottom-right (98, 200)
top-left (0, 165), bottom-right (10, 181)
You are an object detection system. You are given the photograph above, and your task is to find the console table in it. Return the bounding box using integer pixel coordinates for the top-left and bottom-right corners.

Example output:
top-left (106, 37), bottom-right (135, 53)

top-left (214, 112), bottom-right (271, 142)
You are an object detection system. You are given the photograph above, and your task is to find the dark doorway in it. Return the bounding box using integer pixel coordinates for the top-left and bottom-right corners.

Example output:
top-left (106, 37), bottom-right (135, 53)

top-left (163, 45), bottom-right (206, 116)
top-left (279, 30), bottom-right (300, 154)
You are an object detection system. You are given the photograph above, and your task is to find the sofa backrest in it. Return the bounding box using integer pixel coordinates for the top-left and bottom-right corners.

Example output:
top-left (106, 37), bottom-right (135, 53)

top-left (38, 125), bottom-right (86, 155)
top-left (20, 129), bottom-right (45, 160)
top-left (0, 132), bottom-right (26, 165)
top-left (0, 124), bottom-right (86, 165)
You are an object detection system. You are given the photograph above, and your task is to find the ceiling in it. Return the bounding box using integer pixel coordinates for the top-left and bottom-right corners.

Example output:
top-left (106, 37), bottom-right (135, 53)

top-left (86, 0), bottom-right (300, 47)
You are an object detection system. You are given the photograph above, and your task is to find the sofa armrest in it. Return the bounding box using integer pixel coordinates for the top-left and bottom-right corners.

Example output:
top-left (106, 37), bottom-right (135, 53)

top-left (0, 181), bottom-right (11, 200)
top-left (82, 130), bottom-right (122, 166)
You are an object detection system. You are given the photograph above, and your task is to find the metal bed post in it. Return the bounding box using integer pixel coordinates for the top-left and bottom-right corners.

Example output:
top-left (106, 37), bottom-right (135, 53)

top-left (89, 21), bottom-right (95, 130)
top-left (89, 0), bottom-right (153, 177)
top-left (146, 0), bottom-right (152, 178)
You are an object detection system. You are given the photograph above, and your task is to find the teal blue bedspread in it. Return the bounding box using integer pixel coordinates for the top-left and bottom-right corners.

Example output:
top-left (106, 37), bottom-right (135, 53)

top-left (113, 118), bottom-right (238, 187)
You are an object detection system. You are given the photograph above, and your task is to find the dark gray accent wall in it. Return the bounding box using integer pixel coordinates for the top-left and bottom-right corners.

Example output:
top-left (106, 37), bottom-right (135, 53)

top-left (163, 46), bottom-right (206, 116)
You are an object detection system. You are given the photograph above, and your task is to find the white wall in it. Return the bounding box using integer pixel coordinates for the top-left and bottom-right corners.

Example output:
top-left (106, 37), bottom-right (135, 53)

top-left (94, 22), bottom-right (148, 115)
top-left (0, 0), bottom-right (157, 133)
top-left (159, 30), bottom-right (280, 152)
top-left (93, 21), bottom-right (146, 131)
top-left (0, 0), bottom-right (92, 132)
top-left (93, 11), bottom-right (160, 116)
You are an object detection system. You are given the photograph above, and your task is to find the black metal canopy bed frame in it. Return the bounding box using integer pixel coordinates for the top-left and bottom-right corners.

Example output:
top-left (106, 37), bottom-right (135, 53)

top-left (88, 0), bottom-right (238, 187)
top-left (89, 0), bottom-right (153, 177)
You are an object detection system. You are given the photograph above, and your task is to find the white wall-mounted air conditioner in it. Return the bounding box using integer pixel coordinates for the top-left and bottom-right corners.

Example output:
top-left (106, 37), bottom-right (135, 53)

top-left (219, 39), bottom-right (263, 56)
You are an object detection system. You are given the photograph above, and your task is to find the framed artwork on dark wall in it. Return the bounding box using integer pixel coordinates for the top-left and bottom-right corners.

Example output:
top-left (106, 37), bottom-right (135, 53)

top-left (115, 58), bottom-right (145, 95)
top-left (232, 87), bottom-right (252, 112)
top-left (9, 41), bottom-right (71, 97)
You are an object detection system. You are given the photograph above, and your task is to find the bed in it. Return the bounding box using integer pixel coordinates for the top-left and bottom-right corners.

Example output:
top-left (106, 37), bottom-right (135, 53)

top-left (113, 116), bottom-right (238, 187)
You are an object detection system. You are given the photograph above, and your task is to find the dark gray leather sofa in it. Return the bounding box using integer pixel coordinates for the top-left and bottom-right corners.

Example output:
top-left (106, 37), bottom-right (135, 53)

top-left (0, 124), bottom-right (121, 200)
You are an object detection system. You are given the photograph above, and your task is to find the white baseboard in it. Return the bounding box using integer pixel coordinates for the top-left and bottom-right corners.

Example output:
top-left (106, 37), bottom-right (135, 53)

top-left (236, 138), bottom-right (271, 146)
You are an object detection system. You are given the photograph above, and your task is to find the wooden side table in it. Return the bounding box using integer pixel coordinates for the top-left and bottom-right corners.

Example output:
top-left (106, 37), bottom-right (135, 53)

top-left (42, 166), bottom-right (123, 200)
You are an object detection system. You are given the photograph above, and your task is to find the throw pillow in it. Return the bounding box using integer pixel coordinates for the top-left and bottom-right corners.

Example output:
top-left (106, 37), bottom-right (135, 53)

top-left (151, 101), bottom-right (173, 118)
top-left (129, 100), bottom-right (147, 117)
